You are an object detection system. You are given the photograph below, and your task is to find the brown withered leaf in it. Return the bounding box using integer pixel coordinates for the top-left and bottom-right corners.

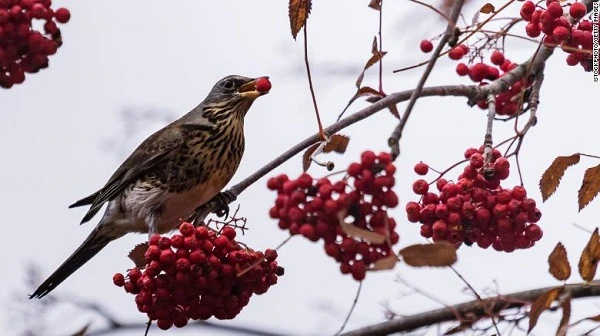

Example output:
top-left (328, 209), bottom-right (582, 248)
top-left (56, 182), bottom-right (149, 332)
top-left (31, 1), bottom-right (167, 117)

top-left (338, 86), bottom-right (384, 121)
top-left (338, 210), bottom-right (387, 244)
top-left (548, 242), bottom-right (571, 281)
top-left (288, 0), bottom-right (312, 40)
top-left (399, 243), bottom-right (457, 267)
top-left (369, 255), bottom-right (397, 271)
top-left (539, 154), bottom-right (581, 202)
top-left (302, 142), bottom-right (320, 172)
top-left (388, 104), bottom-right (400, 119)
top-left (480, 3), bottom-right (495, 14)
top-left (556, 294), bottom-right (571, 336)
top-left (528, 287), bottom-right (564, 333)
top-left (578, 164), bottom-right (600, 211)
top-left (444, 322), bottom-right (472, 335)
top-left (578, 228), bottom-right (600, 282)
top-left (356, 36), bottom-right (387, 88)
top-left (323, 134), bottom-right (350, 154)
top-left (129, 242), bottom-right (149, 268)
top-left (368, 0), bottom-right (381, 10)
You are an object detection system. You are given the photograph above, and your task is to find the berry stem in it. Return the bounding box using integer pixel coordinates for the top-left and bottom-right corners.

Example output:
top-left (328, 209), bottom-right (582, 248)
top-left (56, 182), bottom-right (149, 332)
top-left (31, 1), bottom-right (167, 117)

top-left (334, 282), bottom-right (363, 335)
top-left (302, 21), bottom-right (327, 142)
top-left (377, 0), bottom-right (384, 94)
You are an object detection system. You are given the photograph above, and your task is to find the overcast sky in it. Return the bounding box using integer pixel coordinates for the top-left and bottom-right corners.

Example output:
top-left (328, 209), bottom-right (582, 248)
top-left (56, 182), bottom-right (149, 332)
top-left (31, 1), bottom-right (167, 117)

top-left (1, 1), bottom-right (599, 335)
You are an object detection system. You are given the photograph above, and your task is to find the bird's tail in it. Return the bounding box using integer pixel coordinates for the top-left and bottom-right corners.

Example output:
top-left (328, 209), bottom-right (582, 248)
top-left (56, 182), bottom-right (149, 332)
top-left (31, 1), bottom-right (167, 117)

top-left (29, 226), bottom-right (115, 299)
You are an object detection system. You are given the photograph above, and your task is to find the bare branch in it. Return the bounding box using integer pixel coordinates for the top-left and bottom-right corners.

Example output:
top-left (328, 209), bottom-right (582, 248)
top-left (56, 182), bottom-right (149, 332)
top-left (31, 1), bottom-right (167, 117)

top-left (340, 282), bottom-right (600, 336)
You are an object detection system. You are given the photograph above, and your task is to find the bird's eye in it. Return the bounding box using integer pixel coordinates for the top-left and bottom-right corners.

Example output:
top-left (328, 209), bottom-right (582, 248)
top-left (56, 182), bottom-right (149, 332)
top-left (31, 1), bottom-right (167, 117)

top-left (223, 80), bottom-right (234, 89)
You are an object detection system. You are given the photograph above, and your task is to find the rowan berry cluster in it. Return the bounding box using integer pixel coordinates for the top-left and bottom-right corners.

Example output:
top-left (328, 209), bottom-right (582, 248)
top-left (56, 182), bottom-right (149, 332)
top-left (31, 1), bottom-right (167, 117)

top-left (268, 151), bottom-right (400, 281)
top-left (0, 0), bottom-right (70, 88)
top-left (407, 147), bottom-right (543, 253)
top-left (113, 222), bottom-right (283, 330)
top-left (520, 0), bottom-right (593, 71)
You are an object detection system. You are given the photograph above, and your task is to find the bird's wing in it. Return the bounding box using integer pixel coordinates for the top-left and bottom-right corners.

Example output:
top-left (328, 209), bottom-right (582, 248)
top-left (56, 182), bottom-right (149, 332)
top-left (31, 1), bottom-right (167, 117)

top-left (73, 121), bottom-right (214, 224)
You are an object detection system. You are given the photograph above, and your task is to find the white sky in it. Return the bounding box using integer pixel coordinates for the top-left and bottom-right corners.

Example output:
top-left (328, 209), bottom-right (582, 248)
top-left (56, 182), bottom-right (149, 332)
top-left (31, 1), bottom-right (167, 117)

top-left (1, 1), bottom-right (599, 335)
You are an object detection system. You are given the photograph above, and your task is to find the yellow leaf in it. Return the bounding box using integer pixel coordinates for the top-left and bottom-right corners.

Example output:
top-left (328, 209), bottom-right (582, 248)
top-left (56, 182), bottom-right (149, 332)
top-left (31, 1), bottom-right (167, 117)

top-left (539, 154), bottom-right (580, 202)
top-left (578, 228), bottom-right (600, 282)
top-left (548, 242), bottom-right (571, 281)
top-left (288, 0), bottom-right (312, 40)
top-left (399, 243), bottom-right (457, 267)
top-left (528, 287), bottom-right (563, 333)
top-left (578, 164), bottom-right (600, 211)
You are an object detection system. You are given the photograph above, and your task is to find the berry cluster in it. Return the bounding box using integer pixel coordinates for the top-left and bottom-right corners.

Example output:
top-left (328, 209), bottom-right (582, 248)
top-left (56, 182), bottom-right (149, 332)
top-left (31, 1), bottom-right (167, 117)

top-left (113, 222), bottom-right (283, 330)
top-left (0, 0), bottom-right (70, 88)
top-left (520, 0), bottom-right (593, 71)
top-left (407, 147), bottom-right (543, 253)
top-left (267, 151), bottom-right (400, 281)
top-left (453, 49), bottom-right (531, 117)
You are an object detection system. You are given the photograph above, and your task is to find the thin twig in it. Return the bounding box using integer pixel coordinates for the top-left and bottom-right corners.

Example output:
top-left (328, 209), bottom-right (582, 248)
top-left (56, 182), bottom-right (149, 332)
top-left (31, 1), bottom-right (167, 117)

top-left (378, 0), bottom-right (384, 94)
top-left (335, 281), bottom-right (363, 335)
top-left (387, 0), bottom-right (465, 160)
top-left (303, 21), bottom-right (326, 141)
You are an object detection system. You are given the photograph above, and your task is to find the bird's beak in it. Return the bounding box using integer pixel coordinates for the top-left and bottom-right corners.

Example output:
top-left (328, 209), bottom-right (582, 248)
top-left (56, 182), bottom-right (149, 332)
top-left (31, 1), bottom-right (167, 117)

top-left (238, 78), bottom-right (267, 99)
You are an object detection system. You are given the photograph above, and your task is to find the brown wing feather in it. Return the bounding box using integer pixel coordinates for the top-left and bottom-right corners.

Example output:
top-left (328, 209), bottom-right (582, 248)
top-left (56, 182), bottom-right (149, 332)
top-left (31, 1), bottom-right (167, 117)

top-left (75, 120), bottom-right (214, 224)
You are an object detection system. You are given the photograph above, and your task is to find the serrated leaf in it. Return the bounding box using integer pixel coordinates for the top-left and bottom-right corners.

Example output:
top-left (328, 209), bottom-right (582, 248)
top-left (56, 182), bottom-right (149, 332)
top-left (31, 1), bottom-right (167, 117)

top-left (480, 3), bottom-right (495, 14)
top-left (129, 242), bottom-right (149, 268)
top-left (368, 0), bottom-right (381, 10)
top-left (548, 242), bottom-right (571, 281)
top-left (323, 134), bottom-right (350, 154)
top-left (338, 210), bottom-right (387, 244)
top-left (399, 243), bottom-right (457, 267)
top-left (578, 228), bottom-right (600, 282)
top-left (540, 154), bottom-right (581, 202)
top-left (556, 294), bottom-right (571, 336)
top-left (302, 142), bottom-right (320, 172)
top-left (369, 255), bottom-right (397, 271)
top-left (338, 86), bottom-right (383, 121)
top-left (288, 0), bottom-right (312, 40)
top-left (528, 287), bottom-right (563, 333)
top-left (578, 164), bottom-right (600, 211)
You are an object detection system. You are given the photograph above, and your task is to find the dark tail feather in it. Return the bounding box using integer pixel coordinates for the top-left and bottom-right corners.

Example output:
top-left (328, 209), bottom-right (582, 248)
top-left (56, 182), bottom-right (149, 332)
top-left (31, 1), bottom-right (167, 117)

top-left (29, 228), bottom-right (113, 299)
top-left (69, 191), bottom-right (100, 208)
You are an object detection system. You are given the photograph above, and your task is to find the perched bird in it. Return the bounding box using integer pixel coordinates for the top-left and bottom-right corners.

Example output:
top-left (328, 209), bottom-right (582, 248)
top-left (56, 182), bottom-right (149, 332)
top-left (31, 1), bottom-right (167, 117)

top-left (30, 75), bottom-right (270, 299)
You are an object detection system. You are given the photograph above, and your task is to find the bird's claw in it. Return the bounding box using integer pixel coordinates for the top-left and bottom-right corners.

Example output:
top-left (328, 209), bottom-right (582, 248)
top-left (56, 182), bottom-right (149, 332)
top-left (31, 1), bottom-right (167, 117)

top-left (213, 191), bottom-right (236, 219)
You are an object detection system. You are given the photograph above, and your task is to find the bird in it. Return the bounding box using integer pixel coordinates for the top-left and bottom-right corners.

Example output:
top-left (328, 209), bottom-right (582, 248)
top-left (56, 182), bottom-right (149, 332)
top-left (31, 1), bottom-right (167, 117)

top-left (29, 75), bottom-right (270, 299)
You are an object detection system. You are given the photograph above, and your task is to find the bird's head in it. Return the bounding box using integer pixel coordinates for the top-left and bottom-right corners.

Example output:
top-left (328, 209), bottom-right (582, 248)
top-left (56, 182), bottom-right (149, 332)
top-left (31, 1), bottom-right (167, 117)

top-left (200, 75), bottom-right (270, 121)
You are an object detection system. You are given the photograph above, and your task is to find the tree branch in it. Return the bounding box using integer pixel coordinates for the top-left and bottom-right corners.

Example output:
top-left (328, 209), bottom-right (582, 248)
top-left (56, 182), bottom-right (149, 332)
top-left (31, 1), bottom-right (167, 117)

top-left (340, 282), bottom-right (600, 336)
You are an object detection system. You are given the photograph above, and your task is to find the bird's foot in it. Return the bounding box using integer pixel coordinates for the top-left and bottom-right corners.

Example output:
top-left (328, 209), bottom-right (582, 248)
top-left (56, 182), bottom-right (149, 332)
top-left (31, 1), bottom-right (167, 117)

top-left (188, 190), bottom-right (237, 226)
top-left (213, 191), bottom-right (236, 219)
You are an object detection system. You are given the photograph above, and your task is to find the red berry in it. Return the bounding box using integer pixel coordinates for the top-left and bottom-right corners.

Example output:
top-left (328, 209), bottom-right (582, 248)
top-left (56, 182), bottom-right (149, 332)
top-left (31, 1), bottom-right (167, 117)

top-left (299, 224), bottom-right (318, 241)
top-left (54, 7), bottom-right (71, 23)
top-left (448, 47), bottom-right (465, 60)
top-left (552, 26), bottom-right (570, 43)
top-left (255, 76), bottom-right (272, 93)
top-left (351, 261), bottom-right (366, 281)
top-left (179, 222), bottom-right (195, 236)
top-left (420, 40), bottom-right (433, 53)
top-left (456, 63), bottom-right (469, 76)
top-left (569, 2), bottom-right (586, 20)
top-left (113, 273), bottom-right (125, 287)
top-left (414, 162), bottom-right (429, 175)
top-left (525, 22), bottom-right (541, 37)
top-left (547, 2), bottom-right (564, 17)
top-left (412, 179), bottom-right (429, 195)
top-left (159, 249), bottom-right (176, 265)
top-left (361, 150), bottom-right (376, 168)
top-left (347, 162), bottom-right (362, 177)
top-left (490, 51), bottom-right (505, 65)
